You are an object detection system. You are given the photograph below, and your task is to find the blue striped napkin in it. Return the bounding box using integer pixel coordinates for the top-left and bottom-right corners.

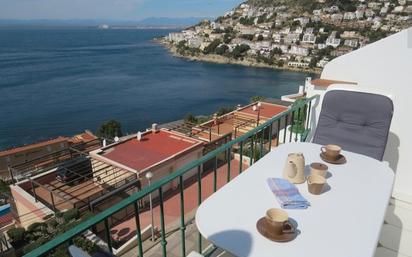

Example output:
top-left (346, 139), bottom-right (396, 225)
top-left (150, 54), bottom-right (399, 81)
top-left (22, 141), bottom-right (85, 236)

top-left (267, 178), bottom-right (310, 209)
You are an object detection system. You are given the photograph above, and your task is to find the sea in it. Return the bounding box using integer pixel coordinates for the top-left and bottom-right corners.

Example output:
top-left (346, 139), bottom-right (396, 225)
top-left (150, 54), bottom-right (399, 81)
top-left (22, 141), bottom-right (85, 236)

top-left (0, 27), bottom-right (314, 150)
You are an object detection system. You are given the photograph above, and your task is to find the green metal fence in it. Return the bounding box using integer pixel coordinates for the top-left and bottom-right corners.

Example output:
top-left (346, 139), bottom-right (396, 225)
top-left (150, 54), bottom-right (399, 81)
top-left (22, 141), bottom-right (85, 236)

top-left (24, 95), bottom-right (318, 257)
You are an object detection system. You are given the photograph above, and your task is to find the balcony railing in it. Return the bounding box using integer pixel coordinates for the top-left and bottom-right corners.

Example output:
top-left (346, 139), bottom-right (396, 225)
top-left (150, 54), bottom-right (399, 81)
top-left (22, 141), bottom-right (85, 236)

top-left (24, 95), bottom-right (318, 257)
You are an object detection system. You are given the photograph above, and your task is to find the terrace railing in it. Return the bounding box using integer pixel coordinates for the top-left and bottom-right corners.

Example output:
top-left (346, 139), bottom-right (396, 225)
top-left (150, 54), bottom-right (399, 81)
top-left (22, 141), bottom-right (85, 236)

top-left (24, 95), bottom-right (318, 257)
top-left (9, 138), bottom-right (102, 183)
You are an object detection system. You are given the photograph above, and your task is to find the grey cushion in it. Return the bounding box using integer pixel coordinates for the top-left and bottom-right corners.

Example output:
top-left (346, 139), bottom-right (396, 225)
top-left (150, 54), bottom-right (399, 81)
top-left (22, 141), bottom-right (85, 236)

top-left (313, 90), bottom-right (393, 161)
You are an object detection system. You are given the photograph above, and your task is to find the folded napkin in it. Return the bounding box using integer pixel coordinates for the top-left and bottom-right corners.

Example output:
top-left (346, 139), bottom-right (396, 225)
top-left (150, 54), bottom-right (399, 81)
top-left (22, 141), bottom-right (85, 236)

top-left (267, 178), bottom-right (310, 209)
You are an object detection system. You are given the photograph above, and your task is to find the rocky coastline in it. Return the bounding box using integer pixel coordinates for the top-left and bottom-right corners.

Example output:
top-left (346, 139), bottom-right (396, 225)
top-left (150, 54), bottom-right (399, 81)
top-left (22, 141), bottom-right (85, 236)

top-left (155, 38), bottom-right (321, 75)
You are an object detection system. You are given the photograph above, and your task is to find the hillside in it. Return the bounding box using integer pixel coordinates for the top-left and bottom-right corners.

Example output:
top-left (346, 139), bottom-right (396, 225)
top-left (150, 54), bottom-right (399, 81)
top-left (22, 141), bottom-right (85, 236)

top-left (162, 0), bottom-right (411, 73)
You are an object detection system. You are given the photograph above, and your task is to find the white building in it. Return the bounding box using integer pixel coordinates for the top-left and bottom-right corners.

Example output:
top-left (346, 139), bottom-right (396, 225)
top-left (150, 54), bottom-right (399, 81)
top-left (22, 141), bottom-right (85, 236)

top-left (331, 13), bottom-right (344, 22)
top-left (294, 26), bottom-right (304, 34)
top-left (272, 33), bottom-right (282, 43)
top-left (287, 61), bottom-right (309, 67)
top-left (293, 17), bottom-right (310, 26)
top-left (326, 37), bottom-right (341, 48)
top-left (341, 31), bottom-right (359, 38)
top-left (380, 6), bottom-right (389, 14)
top-left (344, 39), bottom-right (359, 48)
top-left (305, 27), bottom-right (314, 34)
top-left (302, 34), bottom-right (317, 44)
top-left (393, 5), bottom-right (405, 12)
top-left (313, 9), bottom-right (322, 15)
top-left (356, 10), bottom-right (365, 19)
top-left (168, 32), bottom-right (185, 42)
top-left (289, 46), bottom-right (309, 56)
top-left (343, 12), bottom-right (356, 20)
top-left (284, 33), bottom-right (300, 44)
top-left (187, 37), bottom-right (202, 48)
top-left (365, 9), bottom-right (375, 17)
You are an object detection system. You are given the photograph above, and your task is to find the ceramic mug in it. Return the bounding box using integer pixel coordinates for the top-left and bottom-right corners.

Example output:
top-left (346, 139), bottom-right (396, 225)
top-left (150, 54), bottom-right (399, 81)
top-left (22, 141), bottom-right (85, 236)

top-left (310, 162), bottom-right (328, 177)
top-left (321, 144), bottom-right (341, 160)
top-left (307, 175), bottom-right (327, 195)
top-left (265, 208), bottom-right (294, 235)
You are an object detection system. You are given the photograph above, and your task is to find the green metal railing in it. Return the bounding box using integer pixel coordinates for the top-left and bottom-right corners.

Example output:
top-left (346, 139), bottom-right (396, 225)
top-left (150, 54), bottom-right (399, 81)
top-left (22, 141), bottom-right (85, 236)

top-left (25, 95), bottom-right (318, 257)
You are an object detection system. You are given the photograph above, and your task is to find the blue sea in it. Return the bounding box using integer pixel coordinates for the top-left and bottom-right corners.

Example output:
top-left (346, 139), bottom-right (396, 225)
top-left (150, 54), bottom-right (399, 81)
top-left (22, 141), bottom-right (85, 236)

top-left (0, 27), bottom-right (313, 149)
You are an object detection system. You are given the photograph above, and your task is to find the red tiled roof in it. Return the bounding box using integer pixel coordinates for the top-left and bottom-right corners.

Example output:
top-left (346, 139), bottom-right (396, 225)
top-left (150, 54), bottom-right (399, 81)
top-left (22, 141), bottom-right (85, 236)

top-left (69, 131), bottom-right (98, 144)
top-left (238, 102), bottom-right (288, 119)
top-left (0, 213), bottom-right (13, 228)
top-left (311, 79), bottom-right (357, 87)
top-left (0, 136), bottom-right (68, 157)
top-left (101, 130), bottom-right (202, 171)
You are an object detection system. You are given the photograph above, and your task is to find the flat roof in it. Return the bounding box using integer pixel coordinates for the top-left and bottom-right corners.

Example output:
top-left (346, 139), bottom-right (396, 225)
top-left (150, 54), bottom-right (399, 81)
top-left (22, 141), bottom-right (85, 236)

top-left (0, 136), bottom-right (68, 157)
top-left (238, 102), bottom-right (288, 119)
top-left (98, 129), bottom-right (202, 172)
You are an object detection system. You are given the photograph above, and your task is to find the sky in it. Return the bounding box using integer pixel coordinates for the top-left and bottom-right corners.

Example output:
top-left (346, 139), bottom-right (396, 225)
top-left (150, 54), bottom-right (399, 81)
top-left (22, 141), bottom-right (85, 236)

top-left (0, 0), bottom-right (244, 20)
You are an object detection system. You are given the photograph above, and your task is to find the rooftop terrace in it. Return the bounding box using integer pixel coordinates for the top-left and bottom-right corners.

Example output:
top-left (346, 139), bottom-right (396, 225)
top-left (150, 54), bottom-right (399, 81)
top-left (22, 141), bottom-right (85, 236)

top-left (94, 129), bottom-right (203, 172)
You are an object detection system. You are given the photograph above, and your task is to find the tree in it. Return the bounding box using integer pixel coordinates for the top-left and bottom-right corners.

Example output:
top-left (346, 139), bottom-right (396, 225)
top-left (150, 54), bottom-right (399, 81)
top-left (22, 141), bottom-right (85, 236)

top-left (271, 47), bottom-right (283, 55)
top-left (184, 113), bottom-right (198, 124)
top-left (215, 44), bottom-right (229, 55)
top-left (223, 33), bottom-right (232, 44)
top-left (203, 39), bottom-right (221, 54)
top-left (257, 35), bottom-right (264, 41)
top-left (239, 17), bottom-right (254, 25)
top-left (240, 34), bottom-right (254, 40)
top-left (216, 106), bottom-right (235, 116)
top-left (257, 14), bottom-right (266, 24)
top-left (309, 57), bottom-right (318, 68)
top-left (277, 60), bottom-right (285, 67)
top-left (231, 44), bottom-right (251, 59)
top-left (96, 120), bottom-right (123, 139)
top-left (250, 96), bottom-right (266, 103)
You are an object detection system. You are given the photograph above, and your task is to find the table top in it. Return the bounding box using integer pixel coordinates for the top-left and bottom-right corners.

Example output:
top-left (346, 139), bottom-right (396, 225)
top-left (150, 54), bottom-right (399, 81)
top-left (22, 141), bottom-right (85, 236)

top-left (196, 142), bottom-right (394, 257)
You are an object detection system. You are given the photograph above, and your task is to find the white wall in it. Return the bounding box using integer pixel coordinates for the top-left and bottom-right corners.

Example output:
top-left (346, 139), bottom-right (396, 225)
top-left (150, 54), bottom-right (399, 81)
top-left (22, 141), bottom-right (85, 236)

top-left (318, 27), bottom-right (412, 203)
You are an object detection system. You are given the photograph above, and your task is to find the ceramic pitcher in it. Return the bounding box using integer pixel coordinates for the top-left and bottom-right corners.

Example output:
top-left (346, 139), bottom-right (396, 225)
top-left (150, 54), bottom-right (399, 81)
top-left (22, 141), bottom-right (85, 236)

top-left (283, 153), bottom-right (306, 184)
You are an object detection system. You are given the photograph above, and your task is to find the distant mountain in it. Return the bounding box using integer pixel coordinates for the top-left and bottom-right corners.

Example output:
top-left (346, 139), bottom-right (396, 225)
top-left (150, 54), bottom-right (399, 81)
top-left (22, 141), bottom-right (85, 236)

top-left (0, 17), bottom-right (213, 28)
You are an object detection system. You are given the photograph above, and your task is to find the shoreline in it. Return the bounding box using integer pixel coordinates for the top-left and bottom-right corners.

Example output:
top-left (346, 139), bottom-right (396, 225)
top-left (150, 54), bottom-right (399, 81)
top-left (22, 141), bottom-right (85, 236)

top-left (154, 38), bottom-right (321, 75)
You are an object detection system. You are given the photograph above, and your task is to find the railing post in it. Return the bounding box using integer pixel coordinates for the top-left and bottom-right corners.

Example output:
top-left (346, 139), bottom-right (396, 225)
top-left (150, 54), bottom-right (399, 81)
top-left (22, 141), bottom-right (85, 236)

top-left (226, 147), bottom-right (231, 182)
top-left (295, 107), bottom-right (301, 142)
top-left (306, 101), bottom-right (312, 135)
top-left (239, 141), bottom-right (243, 174)
top-left (158, 187), bottom-right (167, 257)
top-left (283, 114), bottom-right (288, 144)
top-left (276, 119), bottom-right (281, 146)
top-left (259, 130), bottom-right (264, 159)
top-left (268, 123), bottom-right (273, 150)
top-left (197, 165), bottom-right (202, 253)
top-left (289, 111), bottom-right (294, 143)
top-left (249, 137), bottom-right (254, 166)
top-left (133, 202), bottom-right (144, 257)
top-left (179, 176), bottom-right (186, 257)
top-left (213, 157), bottom-right (217, 192)
top-left (104, 218), bottom-right (113, 253)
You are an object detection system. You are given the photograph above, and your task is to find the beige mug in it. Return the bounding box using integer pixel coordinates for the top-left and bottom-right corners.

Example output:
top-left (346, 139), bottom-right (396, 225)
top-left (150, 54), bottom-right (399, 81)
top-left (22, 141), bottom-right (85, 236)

top-left (265, 208), bottom-right (294, 236)
top-left (307, 175), bottom-right (327, 195)
top-left (321, 144), bottom-right (341, 160)
top-left (310, 162), bottom-right (328, 177)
